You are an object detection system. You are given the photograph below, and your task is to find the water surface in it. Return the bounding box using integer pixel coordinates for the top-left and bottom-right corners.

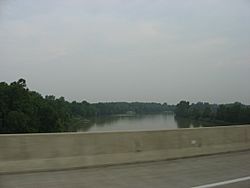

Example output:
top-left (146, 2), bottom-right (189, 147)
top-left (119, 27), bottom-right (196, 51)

top-left (76, 113), bottom-right (218, 132)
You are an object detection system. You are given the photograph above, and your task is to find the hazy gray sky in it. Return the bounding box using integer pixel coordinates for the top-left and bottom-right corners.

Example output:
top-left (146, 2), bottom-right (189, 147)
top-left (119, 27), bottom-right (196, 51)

top-left (0, 0), bottom-right (250, 104)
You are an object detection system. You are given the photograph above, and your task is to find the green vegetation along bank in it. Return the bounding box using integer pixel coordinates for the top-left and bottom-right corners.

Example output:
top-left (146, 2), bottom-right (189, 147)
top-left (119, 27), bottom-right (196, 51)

top-left (1, 79), bottom-right (250, 133)
top-left (175, 101), bottom-right (250, 125)
top-left (0, 79), bottom-right (174, 133)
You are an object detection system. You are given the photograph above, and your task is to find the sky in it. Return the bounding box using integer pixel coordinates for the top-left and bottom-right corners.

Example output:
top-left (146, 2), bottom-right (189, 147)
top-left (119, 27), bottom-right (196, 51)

top-left (0, 0), bottom-right (250, 104)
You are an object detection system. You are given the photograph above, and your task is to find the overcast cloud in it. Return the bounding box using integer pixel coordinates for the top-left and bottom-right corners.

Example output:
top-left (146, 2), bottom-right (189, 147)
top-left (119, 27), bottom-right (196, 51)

top-left (0, 0), bottom-right (250, 104)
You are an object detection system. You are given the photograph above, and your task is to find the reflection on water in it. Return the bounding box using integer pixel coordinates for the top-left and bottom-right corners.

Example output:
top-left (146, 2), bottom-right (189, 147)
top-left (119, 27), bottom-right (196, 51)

top-left (76, 113), bottom-right (218, 132)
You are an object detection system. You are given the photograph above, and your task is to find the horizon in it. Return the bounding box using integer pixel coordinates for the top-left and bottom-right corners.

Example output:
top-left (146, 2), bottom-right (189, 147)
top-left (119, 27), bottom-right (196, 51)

top-left (1, 78), bottom-right (249, 106)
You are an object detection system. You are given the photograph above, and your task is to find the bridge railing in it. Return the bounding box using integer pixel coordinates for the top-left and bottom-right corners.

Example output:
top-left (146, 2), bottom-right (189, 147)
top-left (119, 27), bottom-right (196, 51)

top-left (0, 125), bottom-right (250, 174)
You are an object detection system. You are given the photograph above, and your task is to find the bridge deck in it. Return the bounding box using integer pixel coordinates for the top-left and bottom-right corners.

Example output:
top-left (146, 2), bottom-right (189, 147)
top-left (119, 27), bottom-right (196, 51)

top-left (1, 150), bottom-right (250, 188)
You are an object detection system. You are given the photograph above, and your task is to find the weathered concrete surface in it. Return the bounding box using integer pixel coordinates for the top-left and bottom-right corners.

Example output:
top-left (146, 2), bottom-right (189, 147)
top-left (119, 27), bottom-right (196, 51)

top-left (0, 125), bottom-right (250, 173)
top-left (0, 150), bottom-right (250, 188)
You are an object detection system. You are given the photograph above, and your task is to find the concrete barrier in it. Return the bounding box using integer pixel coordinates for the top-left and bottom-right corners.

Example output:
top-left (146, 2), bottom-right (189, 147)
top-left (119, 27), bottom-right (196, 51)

top-left (0, 125), bottom-right (250, 174)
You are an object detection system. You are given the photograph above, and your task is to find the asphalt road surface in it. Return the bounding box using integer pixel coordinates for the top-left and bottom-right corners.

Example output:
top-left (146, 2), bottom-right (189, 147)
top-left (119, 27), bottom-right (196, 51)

top-left (1, 150), bottom-right (250, 188)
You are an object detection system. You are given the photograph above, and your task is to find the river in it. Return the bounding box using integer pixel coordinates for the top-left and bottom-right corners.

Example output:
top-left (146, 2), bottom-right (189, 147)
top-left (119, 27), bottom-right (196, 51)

top-left (76, 113), bottom-right (219, 132)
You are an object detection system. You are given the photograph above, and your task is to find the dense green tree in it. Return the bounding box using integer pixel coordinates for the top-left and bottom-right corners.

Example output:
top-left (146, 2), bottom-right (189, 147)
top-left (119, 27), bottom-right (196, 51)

top-left (176, 101), bottom-right (250, 125)
top-left (6, 111), bottom-right (30, 133)
top-left (202, 106), bottom-right (212, 118)
top-left (2, 78), bottom-right (249, 133)
top-left (175, 101), bottom-right (190, 117)
top-left (0, 79), bottom-right (175, 133)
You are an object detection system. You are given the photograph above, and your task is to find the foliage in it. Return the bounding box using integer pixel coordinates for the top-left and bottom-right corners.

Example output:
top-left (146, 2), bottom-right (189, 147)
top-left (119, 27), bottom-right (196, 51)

top-left (2, 79), bottom-right (248, 133)
top-left (175, 101), bottom-right (250, 124)
top-left (0, 79), bottom-right (71, 133)
top-left (0, 79), bottom-right (174, 133)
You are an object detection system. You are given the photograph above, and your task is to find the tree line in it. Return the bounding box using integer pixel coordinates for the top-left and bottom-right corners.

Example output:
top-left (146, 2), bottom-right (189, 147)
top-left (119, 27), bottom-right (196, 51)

top-left (175, 101), bottom-right (250, 124)
top-left (0, 79), bottom-right (174, 133)
top-left (1, 79), bottom-right (249, 133)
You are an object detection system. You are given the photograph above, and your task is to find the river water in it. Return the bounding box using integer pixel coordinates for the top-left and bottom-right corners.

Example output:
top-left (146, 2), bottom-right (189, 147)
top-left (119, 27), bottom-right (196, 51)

top-left (77, 113), bottom-right (218, 132)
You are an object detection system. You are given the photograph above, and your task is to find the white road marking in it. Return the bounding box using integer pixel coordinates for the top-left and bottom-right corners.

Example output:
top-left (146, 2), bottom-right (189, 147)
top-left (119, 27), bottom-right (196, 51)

top-left (191, 176), bottom-right (250, 188)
